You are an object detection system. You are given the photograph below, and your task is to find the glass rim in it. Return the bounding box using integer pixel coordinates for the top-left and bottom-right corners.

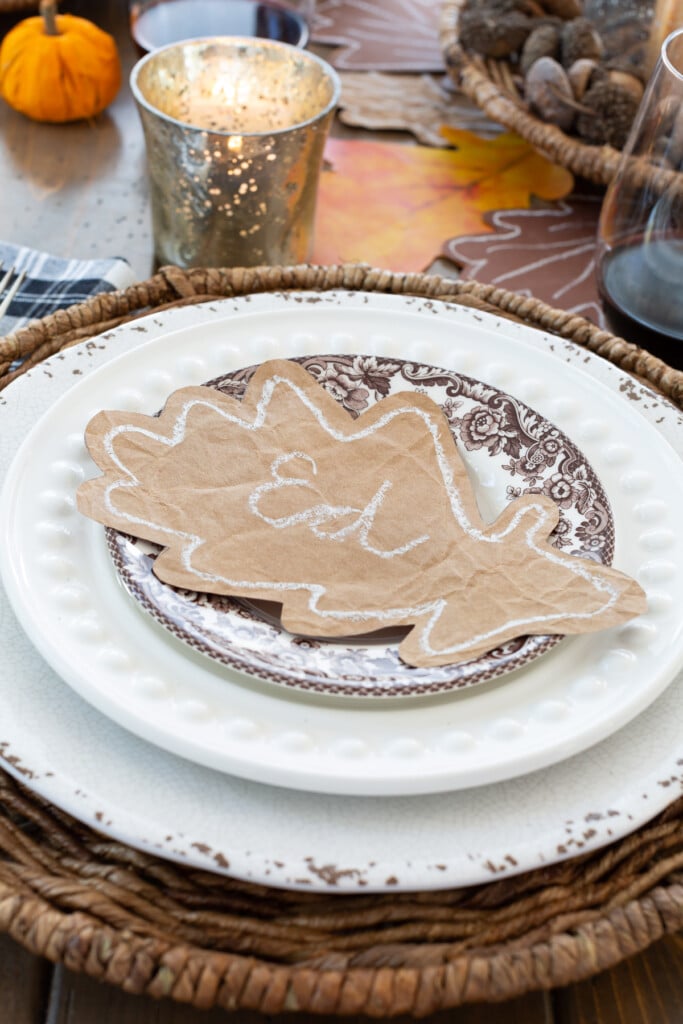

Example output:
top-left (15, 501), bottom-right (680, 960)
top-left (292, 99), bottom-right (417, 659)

top-left (129, 35), bottom-right (341, 138)
top-left (661, 26), bottom-right (683, 82)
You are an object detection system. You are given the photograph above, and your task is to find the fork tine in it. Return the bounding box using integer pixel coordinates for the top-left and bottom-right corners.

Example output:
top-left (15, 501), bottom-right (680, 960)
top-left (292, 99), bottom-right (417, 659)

top-left (0, 265), bottom-right (26, 321)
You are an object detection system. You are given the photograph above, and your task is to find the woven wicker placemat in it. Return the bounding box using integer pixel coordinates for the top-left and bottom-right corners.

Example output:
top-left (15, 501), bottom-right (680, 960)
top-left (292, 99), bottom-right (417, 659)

top-left (0, 263), bottom-right (681, 1015)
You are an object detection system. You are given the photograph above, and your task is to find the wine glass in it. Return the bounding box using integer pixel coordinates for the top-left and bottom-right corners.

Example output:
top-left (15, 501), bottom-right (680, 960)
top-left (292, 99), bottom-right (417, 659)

top-left (130, 0), bottom-right (316, 54)
top-left (596, 27), bottom-right (683, 369)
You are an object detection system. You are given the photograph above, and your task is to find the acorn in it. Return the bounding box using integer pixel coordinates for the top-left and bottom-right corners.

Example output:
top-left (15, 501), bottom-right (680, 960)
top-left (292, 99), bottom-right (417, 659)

top-left (459, 7), bottom-right (532, 58)
top-left (537, 0), bottom-right (582, 18)
top-left (606, 69), bottom-right (644, 105)
top-left (517, 0), bottom-right (555, 15)
top-left (524, 55), bottom-right (576, 131)
top-left (560, 16), bottom-right (604, 67)
top-left (576, 79), bottom-right (639, 147)
top-left (475, 0), bottom-right (530, 11)
top-left (605, 57), bottom-right (647, 84)
top-left (520, 23), bottom-right (561, 76)
top-left (567, 57), bottom-right (597, 99)
top-left (483, 0), bottom-right (556, 15)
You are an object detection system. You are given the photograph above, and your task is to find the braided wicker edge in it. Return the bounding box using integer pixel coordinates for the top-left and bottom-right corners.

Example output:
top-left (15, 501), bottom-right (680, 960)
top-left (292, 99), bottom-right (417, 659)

top-left (0, 262), bottom-right (681, 1014)
top-left (0, 769), bottom-right (680, 1015)
top-left (0, 263), bottom-right (682, 406)
top-left (438, 0), bottom-right (625, 186)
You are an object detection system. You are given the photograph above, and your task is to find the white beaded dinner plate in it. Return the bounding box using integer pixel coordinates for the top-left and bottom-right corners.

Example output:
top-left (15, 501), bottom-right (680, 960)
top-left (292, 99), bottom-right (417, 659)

top-left (0, 292), bottom-right (681, 892)
top-left (1, 292), bottom-right (682, 802)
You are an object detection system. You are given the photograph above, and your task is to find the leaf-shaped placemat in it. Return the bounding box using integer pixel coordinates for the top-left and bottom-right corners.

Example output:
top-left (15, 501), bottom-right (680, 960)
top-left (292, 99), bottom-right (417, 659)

top-left (313, 0), bottom-right (445, 70)
top-left (338, 72), bottom-right (502, 147)
top-left (445, 195), bottom-right (606, 328)
top-left (315, 133), bottom-right (573, 271)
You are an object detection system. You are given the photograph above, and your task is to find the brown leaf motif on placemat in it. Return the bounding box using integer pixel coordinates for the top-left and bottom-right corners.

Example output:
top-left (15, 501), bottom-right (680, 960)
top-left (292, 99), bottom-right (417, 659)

top-left (313, 0), bottom-right (445, 71)
top-left (444, 196), bottom-right (606, 327)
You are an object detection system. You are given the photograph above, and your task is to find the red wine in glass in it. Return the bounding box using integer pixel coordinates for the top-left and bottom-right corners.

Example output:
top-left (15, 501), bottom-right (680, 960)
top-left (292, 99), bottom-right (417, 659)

top-left (131, 0), bottom-right (309, 53)
top-left (595, 29), bottom-right (683, 372)
top-left (597, 235), bottom-right (683, 370)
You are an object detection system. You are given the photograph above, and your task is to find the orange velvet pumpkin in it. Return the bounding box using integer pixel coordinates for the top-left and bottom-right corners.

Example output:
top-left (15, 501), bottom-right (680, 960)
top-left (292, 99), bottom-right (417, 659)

top-left (0, 0), bottom-right (121, 123)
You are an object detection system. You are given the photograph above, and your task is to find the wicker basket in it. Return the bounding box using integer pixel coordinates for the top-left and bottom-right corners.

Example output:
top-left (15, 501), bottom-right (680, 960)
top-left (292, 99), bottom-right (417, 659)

top-left (0, 264), bottom-right (681, 1015)
top-left (439, 0), bottom-right (644, 186)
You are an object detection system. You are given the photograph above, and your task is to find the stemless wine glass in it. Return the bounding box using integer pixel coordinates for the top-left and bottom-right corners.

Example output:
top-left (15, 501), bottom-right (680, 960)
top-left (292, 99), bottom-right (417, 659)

top-left (130, 0), bottom-right (316, 53)
top-left (596, 27), bottom-right (683, 369)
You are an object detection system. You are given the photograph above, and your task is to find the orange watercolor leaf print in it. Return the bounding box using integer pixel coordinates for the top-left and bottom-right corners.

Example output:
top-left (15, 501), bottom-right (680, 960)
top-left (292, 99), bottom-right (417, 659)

top-left (313, 131), bottom-right (574, 272)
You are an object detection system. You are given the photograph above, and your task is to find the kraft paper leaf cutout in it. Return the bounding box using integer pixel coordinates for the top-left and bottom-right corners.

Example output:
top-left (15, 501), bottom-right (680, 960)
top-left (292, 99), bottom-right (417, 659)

top-left (77, 359), bottom-right (646, 669)
top-left (313, 0), bottom-right (444, 71)
top-left (444, 196), bottom-right (607, 327)
top-left (338, 72), bottom-right (502, 148)
top-left (314, 134), bottom-right (574, 272)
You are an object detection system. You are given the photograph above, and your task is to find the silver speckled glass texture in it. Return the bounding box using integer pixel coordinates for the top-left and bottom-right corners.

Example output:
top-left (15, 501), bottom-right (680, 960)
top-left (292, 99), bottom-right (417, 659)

top-left (131, 37), bottom-right (340, 268)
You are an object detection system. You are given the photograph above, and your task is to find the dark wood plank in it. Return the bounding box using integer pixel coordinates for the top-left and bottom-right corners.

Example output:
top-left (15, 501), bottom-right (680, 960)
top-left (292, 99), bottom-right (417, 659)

top-left (46, 966), bottom-right (232, 1024)
top-left (0, 932), bottom-right (52, 1024)
top-left (553, 934), bottom-right (683, 1024)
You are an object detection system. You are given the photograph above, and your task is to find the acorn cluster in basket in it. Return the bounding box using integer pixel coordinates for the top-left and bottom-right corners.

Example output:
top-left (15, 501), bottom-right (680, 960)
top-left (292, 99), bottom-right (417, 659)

top-left (458, 0), bottom-right (646, 148)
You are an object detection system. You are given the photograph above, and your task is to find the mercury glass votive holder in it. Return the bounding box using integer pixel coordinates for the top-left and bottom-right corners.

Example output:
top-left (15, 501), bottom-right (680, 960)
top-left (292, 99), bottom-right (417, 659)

top-left (130, 37), bottom-right (340, 268)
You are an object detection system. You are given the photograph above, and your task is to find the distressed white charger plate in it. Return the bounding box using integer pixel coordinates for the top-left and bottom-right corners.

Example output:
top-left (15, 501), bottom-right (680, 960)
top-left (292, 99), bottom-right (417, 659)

top-left (0, 292), bottom-right (681, 891)
top-left (1, 292), bottom-right (682, 808)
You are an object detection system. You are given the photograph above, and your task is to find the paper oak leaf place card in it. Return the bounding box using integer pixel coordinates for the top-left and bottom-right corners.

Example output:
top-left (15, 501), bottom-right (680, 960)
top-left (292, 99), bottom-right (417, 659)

top-left (76, 358), bottom-right (646, 668)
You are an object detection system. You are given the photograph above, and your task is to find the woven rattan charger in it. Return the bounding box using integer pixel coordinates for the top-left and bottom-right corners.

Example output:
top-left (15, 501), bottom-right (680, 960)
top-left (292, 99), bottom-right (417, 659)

top-left (0, 264), bottom-right (681, 1016)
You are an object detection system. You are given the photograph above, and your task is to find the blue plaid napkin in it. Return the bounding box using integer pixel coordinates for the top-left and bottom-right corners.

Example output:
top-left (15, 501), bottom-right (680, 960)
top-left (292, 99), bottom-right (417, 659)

top-left (0, 242), bottom-right (138, 337)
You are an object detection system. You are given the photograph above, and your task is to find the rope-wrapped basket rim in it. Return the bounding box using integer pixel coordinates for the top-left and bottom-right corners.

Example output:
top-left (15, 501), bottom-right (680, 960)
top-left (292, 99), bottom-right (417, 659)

top-left (438, 0), bottom-right (632, 186)
top-left (0, 263), bottom-right (681, 1016)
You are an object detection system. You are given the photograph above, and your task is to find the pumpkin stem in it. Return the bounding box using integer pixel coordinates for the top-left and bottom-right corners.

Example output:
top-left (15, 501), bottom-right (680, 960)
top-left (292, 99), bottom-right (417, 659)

top-left (39, 0), bottom-right (59, 35)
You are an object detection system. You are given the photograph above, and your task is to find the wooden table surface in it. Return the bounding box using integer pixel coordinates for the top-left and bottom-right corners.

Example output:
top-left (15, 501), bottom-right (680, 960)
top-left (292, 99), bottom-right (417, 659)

top-left (0, 1), bottom-right (680, 1021)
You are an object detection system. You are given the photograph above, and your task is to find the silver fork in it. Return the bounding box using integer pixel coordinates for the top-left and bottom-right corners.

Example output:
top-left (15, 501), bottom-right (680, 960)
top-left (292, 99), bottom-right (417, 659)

top-left (0, 262), bottom-right (27, 321)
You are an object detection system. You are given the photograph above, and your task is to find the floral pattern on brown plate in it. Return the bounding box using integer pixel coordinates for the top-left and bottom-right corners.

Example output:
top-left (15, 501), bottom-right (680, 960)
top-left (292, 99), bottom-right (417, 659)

top-left (106, 355), bottom-right (615, 698)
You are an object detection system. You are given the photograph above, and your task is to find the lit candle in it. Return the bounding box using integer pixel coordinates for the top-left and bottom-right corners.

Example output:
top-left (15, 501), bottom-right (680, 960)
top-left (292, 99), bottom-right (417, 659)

top-left (645, 0), bottom-right (683, 78)
top-left (131, 39), bottom-right (340, 269)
